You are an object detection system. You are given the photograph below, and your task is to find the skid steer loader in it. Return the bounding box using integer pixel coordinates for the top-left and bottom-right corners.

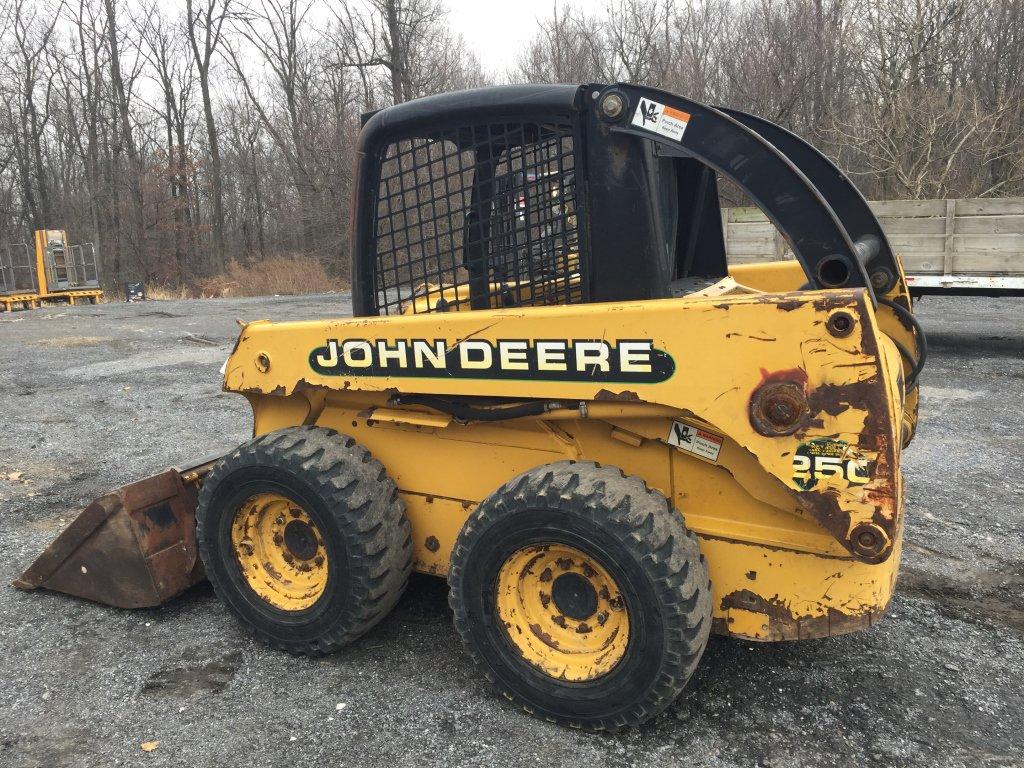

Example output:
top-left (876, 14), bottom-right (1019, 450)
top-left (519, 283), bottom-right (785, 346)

top-left (16, 83), bottom-right (925, 730)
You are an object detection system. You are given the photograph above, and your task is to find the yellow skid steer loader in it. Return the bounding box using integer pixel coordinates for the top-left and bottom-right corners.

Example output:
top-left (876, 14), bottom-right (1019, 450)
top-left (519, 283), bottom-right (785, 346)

top-left (16, 83), bottom-right (924, 730)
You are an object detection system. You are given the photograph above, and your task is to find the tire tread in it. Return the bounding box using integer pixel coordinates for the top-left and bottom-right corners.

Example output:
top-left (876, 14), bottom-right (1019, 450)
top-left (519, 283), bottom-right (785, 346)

top-left (447, 460), bottom-right (712, 731)
top-left (196, 426), bottom-right (412, 656)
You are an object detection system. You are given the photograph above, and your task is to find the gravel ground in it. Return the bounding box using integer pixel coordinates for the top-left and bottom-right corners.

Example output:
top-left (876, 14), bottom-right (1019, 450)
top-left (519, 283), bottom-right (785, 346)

top-left (0, 293), bottom-right (1021, 768)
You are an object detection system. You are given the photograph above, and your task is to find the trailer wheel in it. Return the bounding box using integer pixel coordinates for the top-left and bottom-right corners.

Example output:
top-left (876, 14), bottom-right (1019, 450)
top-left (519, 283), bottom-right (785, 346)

top-left (196, 426), bottom-right (412, 655)
top-left (448, 461), bottom-right (711, 731)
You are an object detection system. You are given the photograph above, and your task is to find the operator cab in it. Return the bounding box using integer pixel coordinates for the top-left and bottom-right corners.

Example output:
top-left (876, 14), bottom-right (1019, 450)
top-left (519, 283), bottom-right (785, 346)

top-left (351, 83), bottom-right (905, 318)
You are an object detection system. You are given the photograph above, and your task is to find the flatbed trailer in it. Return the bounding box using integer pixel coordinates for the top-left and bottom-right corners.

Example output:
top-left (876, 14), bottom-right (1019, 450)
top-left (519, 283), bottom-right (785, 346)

top-left (724, 197), bottom-right (1024, 297)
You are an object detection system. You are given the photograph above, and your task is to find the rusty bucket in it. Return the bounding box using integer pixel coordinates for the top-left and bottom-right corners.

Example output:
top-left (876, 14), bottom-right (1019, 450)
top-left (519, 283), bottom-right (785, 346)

top-left (13, 459), bottom-right (217, 608)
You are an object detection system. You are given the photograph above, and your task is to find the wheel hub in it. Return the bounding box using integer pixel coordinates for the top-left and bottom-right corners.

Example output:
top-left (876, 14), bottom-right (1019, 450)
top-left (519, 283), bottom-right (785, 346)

top-left (495, 543), bottom-right (629, 682)
top-left (283, 519), bottom-right (319, 561)
top-left (550, 572), bottom-right (598, 620)
top-left (231, 492), bottom-right (328, 611)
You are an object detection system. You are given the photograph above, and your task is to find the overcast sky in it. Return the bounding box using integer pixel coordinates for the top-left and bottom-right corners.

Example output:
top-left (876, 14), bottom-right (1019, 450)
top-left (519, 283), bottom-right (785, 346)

top-left (443, 0), bottom-right (566, 76)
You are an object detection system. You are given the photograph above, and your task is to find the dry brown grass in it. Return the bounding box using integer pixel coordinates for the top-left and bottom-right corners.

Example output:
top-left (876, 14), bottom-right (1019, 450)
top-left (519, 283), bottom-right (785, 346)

top-left (197, 256), bottom-right (346, 298)
top-left (143, 284), bottom-right (191, 301)
top-left (141, 256), bottom-right (347, 301)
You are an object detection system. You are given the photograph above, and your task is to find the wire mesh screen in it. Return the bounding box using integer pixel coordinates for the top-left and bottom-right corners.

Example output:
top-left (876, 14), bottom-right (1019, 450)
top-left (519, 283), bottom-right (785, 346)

top-left (372, 121), bottom-right (583, 315)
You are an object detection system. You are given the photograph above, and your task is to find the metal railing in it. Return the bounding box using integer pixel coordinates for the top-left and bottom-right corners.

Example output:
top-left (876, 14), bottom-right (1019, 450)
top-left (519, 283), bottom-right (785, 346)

top-left (0, 243), bottom-right (39, 295)
top-left (1, 238), bottom-right (100, 295)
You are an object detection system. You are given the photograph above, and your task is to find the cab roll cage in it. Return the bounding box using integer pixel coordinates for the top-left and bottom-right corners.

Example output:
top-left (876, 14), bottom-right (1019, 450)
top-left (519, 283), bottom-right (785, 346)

top-left (351, 83), bottom-right (904, 317)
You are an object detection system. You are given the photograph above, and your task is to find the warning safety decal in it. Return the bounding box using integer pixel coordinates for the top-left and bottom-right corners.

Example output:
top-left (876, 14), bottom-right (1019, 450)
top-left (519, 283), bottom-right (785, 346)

top-left (667, 421), bottom-right (723, 463)
top-left (632, 98), bottom-right (691, 142)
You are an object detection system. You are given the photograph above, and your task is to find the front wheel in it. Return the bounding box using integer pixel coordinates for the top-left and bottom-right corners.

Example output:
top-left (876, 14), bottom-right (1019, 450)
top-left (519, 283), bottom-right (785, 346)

top-left (196, 426), bottom-right (412, 655)
top-left (448, 461), bottom-right (711, 731)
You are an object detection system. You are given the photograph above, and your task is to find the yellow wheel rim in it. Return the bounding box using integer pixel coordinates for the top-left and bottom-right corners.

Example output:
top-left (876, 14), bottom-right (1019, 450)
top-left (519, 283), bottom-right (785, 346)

top-left (495, 543), bottom-right (630, 682)
top-left (230, 492), bottom-right (329, 611)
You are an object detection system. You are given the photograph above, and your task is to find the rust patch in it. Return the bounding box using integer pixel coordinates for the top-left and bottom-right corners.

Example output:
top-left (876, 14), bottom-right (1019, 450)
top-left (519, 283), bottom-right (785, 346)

top-left (555, 557), bottom-right (572, 570)
top-left (263, 561), bottom-right (283, 580)
top-left (758, 366), bottom-right (809, 388)
top-left (717, 589), bottom-right (878, 641)
top-left (539, 567), bottom-right (553, 583)
top-left (745, 570), bottom-right (757, 581)
top-left (750, 380), bottom-right (808, 436)
top-left (551, 615), bottom-right (568, 628)
top-left (528, 623), bottom-right (559, 648)
top-left (594, 388), bottom-right (641, 402)
top-left (811, 294), bottom-right (862, 313)
top-left (539, 592), bottom-right (551, 609)
top-left (293, 377), bottom-right (333, 395)
top-left (781, 296), bottom-right (899, 564)
top-left (576, 622), bottom-right (592, 634)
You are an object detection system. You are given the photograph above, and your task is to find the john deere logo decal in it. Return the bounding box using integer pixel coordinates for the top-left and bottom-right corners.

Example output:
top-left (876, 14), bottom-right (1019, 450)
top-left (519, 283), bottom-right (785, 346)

top-left (310, 338), bottom-right (674, 384)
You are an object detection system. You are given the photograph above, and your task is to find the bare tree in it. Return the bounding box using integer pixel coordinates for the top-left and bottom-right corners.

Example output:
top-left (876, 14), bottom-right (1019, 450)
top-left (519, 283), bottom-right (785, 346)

top-left (334, 0), bottom-right (475, 106)
top-left (185, 0), bottom-right (233, 272)
top-left (227, 0), bottom-right (321, 253)
top-left (5, 0), bottom-right (63, 232)
top-left (1, 0), bottom-right (1023, 294)
top-left (140, 2), bottom-right (197, 279)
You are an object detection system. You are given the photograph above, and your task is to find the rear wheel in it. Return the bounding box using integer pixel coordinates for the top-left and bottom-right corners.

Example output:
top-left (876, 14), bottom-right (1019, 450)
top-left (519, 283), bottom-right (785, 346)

top-left (448, 461), bottom-right (711, 730)
top-left (196, 426), bottom-right (412, 654)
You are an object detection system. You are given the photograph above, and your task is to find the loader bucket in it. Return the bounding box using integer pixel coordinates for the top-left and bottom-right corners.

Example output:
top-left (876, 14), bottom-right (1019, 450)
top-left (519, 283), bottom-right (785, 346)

top-left (13, 459), bottom-right (217, 608)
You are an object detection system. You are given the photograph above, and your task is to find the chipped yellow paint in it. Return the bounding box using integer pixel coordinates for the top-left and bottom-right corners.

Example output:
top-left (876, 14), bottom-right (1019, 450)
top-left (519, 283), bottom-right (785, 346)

top-left (725, 608), bottom-right (772, 639)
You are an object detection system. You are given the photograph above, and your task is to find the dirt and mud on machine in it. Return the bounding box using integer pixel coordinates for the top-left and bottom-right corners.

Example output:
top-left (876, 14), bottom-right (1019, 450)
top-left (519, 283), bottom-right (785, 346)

top-left (16, 83), bottom-right (925, 730)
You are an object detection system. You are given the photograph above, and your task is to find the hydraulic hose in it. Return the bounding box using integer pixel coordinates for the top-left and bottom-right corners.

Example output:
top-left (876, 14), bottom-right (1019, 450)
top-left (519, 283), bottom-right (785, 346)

top-left (389, 394), bottom-right (574, 423)
top-left (877, 296), bottom-right (927, 392)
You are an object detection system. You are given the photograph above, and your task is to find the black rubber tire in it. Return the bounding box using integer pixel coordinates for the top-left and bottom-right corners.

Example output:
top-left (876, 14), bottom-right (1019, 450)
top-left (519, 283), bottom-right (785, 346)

top-left (196, 426), bottom-right (412, 655)
top-left (448, 460), bottom-right (712, 731)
